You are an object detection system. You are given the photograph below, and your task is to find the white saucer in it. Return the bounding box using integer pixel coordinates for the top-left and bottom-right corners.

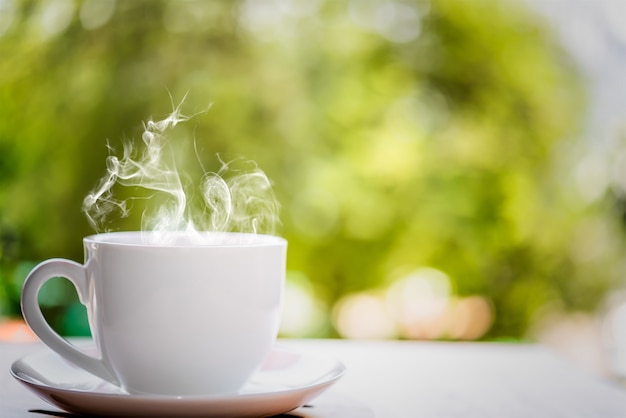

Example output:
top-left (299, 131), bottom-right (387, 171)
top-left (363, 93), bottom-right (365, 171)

top-left (10, 345), bottom-right (345, 417)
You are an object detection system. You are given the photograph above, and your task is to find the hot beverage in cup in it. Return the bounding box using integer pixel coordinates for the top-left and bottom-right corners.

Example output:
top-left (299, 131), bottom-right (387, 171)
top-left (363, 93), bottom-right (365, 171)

top-left (21, 231), bottom-right (287, 396)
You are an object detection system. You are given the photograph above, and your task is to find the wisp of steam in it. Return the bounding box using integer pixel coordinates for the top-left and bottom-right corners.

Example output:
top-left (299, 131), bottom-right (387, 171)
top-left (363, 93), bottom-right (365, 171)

top-left (82, 103), bottom-right (280, 243)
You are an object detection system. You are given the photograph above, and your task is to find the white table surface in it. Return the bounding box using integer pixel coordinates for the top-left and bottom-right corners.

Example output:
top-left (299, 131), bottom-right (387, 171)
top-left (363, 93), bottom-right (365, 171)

top-left (3, 338), bottom-right (626, 417)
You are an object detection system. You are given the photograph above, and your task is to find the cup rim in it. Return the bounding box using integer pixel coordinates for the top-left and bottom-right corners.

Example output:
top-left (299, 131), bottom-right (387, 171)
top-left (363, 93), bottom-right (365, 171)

top-left (84, 231), bottom-right (287, 248)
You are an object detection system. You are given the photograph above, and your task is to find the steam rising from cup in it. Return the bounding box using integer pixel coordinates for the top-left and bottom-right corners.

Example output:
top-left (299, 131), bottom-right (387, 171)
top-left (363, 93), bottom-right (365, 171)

top-left (82, 103), bottom-right (280, 243)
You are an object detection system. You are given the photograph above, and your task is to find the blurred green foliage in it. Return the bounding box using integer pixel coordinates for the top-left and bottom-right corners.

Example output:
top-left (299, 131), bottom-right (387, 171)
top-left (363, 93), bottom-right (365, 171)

top-left (1, 0), bottom-right (625, 338)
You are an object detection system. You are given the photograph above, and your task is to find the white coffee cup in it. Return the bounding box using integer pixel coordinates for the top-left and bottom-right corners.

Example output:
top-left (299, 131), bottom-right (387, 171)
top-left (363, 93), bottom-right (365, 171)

top-left (21, 231), bottom-right (287, 396)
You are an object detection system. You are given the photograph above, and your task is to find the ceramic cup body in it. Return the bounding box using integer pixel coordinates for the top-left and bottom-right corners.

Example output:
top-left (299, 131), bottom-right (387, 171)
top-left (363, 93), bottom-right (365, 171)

top-left (21, 231), bottom-right (287, 396)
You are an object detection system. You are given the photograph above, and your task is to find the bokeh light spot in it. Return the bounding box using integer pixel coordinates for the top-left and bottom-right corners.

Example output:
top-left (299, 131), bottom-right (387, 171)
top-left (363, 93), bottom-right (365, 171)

top-left (0, 0), bottom-right (16, 38)
top-left (79, 0), bottom-right (115, 30)
top-left (333, 292), bottom-right (396, 339)
top-left (280, 271), bottom-right (328, 337)
top-left (30, 0), bottom-right (74, 40)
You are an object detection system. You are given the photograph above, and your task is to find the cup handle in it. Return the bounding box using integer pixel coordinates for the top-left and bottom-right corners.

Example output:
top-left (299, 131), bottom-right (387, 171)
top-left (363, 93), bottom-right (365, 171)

top-left (21, 258), bottom-right (119, 386)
